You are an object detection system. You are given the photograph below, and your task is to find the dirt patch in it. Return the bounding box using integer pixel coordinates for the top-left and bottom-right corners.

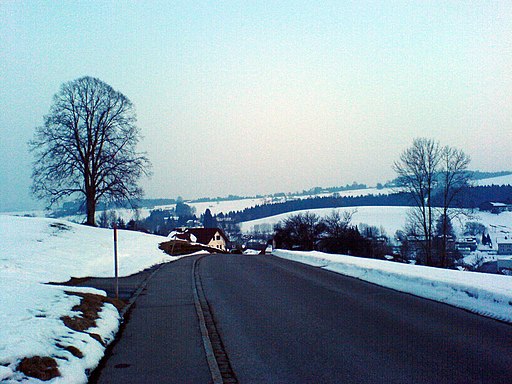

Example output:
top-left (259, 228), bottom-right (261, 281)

top-left (89, 333), bottom-right (106, 346)
top-left (18, 356), bottom-right (60, 381)
top-left (48, 276), bottom-right (92, 286)
top-left (61, 292), bottom-right (125, 333)
top-left (159, 240), bottom-right (226, 256)
top-left (49, 222), bottom-right (72, 231)
top-left (56, 343), bottom-right (84, 358)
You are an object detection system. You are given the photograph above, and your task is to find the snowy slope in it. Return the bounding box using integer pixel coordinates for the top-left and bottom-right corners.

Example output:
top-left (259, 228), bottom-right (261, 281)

top-left (241, 206), bottom-right (512, 241)
top-left (47, 187), bottom-right (396, 224)
top-left (475, 174), bottom-right (512, 186)
top-left (274, 250), bottom-right (512, 323)
top-left (0, 215), bottom-right (174, 383)
top-left (240, 206), bottom-right (409, 236)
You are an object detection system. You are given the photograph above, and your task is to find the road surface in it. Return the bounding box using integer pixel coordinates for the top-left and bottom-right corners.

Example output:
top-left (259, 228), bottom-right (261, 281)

top-left (90, 254), bottom-right (512, 383)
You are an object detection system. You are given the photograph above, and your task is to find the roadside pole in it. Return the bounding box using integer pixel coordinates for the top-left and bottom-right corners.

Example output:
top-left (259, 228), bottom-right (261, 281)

top-left (113, 223), bottom-right (119, 299)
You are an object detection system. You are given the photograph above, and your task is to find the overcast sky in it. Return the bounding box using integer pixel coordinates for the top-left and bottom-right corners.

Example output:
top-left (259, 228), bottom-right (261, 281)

top-left (1, 1), bottom-right (511, 211)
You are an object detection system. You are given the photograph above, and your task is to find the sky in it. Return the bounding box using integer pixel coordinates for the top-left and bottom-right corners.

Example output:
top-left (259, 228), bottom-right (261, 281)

top-left (1, 1), bottom-right (511, 211)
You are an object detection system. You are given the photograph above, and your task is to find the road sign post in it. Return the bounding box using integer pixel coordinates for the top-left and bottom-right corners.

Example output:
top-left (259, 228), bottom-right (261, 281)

top-left (113, 223), bottom-right (119, 299)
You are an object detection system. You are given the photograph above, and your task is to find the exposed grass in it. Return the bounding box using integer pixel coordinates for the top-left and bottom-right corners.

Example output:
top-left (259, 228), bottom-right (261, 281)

top-left (60, 292), bottom-right (125, 349)
top-left (56, 343), bottom-right (83, 358)
top-left (61, 292), bottom-right (124, 335)
top-left (17, 356), bottom-right (60, 381)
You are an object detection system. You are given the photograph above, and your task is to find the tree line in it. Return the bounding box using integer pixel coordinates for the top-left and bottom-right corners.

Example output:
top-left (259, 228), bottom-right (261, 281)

top-left (226, 185), bottom-right (512, 224)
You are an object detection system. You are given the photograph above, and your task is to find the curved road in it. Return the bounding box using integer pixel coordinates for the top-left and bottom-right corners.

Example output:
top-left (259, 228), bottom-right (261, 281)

top-left (92, 254), bottom-right (512, 383)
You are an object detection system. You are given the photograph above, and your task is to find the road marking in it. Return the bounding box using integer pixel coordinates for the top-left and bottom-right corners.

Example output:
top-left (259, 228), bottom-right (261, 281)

top-left (192, 256), bottom-right (238, 384)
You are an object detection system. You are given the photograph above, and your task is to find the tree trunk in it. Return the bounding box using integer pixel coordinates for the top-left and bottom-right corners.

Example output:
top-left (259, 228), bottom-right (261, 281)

top-left (85, 190), bottom-right (96, 226)
top-left (425, 199), bottom-right (433, 267)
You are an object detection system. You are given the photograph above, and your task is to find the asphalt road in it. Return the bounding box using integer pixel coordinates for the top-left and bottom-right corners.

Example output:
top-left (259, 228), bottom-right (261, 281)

top-left (88, 254), bottom-right (512, 383)
top-left (89, 256), bottom-right (211, 383)
top-left (198, 254), bottom-right (512, 384)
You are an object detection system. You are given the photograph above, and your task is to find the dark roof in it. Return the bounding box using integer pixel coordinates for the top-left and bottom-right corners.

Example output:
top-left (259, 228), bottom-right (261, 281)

top-left (185, 228), bottom-right (229, 245)
top-left (173, 232), bottom-right (193, 241)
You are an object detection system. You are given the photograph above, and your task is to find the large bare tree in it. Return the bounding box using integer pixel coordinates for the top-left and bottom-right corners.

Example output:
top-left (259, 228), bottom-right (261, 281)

top-left (394, 138), bottom-right (470, 266)
top-left (30, 76), bottom-right (151, 226)
top-left (394, 138), bottom-right (441, 265)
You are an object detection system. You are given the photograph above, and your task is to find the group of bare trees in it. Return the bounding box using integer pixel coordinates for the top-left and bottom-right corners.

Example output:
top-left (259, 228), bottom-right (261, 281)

top-left (273, 210), bottom-right (391, 258)
top-left (394, 138), bottom-right (471, 267)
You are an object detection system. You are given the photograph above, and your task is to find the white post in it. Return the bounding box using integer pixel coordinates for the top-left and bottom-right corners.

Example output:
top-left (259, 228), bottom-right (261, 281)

top-left (113, 223), bottom-right (119, 299)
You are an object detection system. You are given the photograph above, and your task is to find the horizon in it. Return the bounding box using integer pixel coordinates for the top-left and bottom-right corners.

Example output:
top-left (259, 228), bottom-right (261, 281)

top-left (2, 169), bottom-right (511, 214)
top-left (1, 2), bottom-right (511, 212)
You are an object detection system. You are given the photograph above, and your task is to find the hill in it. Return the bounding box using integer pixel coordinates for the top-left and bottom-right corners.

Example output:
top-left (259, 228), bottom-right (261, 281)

top-left (0, 215), bottom-right (173, 383)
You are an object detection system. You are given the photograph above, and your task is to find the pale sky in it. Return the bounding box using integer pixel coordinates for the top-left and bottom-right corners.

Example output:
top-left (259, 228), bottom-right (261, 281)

top-left (1, 1), bottom-right (511, 211)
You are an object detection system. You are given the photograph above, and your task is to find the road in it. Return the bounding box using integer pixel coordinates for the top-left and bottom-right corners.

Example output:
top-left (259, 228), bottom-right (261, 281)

top-left (90, 254), bottom-right (512, 383)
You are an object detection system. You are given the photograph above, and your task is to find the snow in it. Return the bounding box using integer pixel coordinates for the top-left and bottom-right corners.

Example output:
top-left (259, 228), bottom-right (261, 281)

top-left (273, 250), bottom-right (512, 323)
top-left (240, 206), bottom-right (410, 236)
top-left (9, 187), bottom-right (397, 225)
top-left (0, 215), bottom-right (176, 383)
top-left (475, 174), bottom-right (512, 186)
top-left (241, 206), bottom-right (512, 242)
top-left (243, 249), bottom-right (261, 255)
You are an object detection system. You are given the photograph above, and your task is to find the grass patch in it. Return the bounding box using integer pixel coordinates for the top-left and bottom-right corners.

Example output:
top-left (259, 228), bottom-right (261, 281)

top-left (61, 292), bottom-right (125, 338)
top-left (56, 343), bottom-right (83, 358)
top-left (18, 356), bottom-right (60, 381)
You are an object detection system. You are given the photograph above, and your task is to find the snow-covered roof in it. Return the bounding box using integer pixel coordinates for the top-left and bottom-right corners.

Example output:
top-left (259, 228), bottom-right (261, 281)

top-left (490, 202), bottom-right (508, 207)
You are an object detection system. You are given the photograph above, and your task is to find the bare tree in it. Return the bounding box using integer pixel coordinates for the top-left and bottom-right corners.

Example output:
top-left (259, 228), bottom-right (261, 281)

top-left (30, 76), bottom-right (151, 226)
top-left (395, 138), bottom-right (471, 267)
top-left (437, 146), bottom-right (470, 266)
top-left (323, 209), bottom-right (356, 239)
top-left (275, 212), bottom-right (323, 251)
top-left (394, 138), bottom-right (441, 265)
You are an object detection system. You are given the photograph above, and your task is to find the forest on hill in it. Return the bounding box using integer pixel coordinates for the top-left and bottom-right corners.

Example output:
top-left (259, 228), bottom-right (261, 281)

top-left (226, 185), bottom-right (512, 223)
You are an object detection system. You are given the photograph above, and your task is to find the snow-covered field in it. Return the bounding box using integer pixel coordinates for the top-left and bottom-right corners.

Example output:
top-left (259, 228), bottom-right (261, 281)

top-left (69, 172), bottom-right (512, 223)
top-left (6, 173), bottom-right (511, 225)
top-left (240, 206), bottom-right (512, 241)
top-left (475, 174), bottom-right (512, 186)
top-left (274, 250), bottom-right (512, 323)
top-left (0, 215), bottom-right (173, 383)
top-left (240, 206), bottom-right (410, 236)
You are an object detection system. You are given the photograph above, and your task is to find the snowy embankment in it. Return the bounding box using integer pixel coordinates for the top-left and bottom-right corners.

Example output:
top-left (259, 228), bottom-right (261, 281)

top-left (0, 215), bottom-right (173, 383)
top-left (273, 250), bottom-right (512, 323)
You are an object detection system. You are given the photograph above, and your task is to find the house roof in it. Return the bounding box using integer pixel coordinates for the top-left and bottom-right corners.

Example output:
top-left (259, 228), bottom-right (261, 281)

top-left (185, 228), bottom-right (229, 245)
top-left (490, 202), bottom-right (508, 207)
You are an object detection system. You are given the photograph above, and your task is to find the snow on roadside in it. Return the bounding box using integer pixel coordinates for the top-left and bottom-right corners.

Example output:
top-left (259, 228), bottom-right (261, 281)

top-left (273, 250), bottom-right (512, 323)
top-left (0, 215), bottom-right (175, 383)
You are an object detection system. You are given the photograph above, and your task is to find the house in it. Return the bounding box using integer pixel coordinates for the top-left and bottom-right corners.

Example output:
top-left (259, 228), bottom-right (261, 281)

top-left (184, 228), bottom-right (229, 252)
top-left (455, 237), bottom-right (478, 253)
top-left (479, 201), bottom-right (510, 214)
top-left (497, 237), bottom-right (512, 255)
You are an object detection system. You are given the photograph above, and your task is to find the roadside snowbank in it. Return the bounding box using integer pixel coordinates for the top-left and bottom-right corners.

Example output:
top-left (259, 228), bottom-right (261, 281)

top-left (273, 250), bottom-right (512, 323)
top-left (0, 215), bottom-right (174, 383)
